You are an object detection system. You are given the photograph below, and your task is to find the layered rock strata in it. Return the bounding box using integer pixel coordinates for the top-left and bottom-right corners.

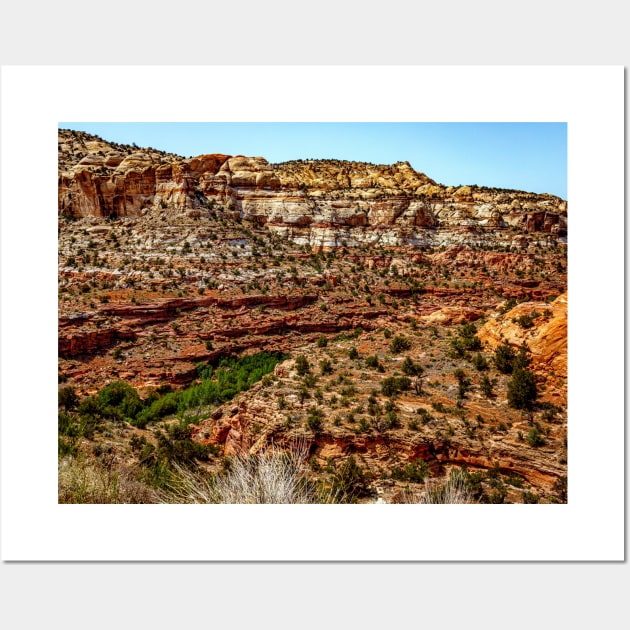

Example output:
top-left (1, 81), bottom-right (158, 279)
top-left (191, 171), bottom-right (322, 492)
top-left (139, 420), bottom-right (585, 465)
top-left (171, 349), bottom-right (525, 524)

top-left (59, 129), bottom-right (567, 250)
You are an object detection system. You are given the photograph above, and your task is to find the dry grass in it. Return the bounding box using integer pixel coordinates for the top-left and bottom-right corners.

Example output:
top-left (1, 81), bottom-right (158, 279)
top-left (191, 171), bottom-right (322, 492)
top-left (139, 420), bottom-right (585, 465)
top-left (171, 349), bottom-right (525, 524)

top-left (58, 455), bottom-right (160, 504)
top-left (162, 442), bottom-right (323, 504)
top-left (419, 469), bottom-right (476, 504)
top-left (397, 469), bottom-right (476, 504)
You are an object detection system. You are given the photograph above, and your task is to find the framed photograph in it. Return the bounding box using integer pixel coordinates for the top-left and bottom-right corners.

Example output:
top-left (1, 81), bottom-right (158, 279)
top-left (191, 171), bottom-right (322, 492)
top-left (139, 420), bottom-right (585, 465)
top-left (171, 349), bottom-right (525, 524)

top-left (0, 65), bottom-right (623, 561)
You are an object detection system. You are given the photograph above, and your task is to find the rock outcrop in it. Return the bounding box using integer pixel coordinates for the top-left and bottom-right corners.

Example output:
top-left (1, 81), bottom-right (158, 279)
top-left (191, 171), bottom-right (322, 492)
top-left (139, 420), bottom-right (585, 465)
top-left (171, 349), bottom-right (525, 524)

top-left (477, 293), bottom-right (568, 379)
top-left (59, 129), bottom-right (567, 250)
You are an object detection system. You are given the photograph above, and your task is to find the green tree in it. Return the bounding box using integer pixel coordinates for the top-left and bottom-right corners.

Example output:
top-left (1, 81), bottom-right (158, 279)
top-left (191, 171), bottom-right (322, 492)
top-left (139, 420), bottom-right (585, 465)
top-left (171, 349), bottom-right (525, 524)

top-left (480, 375), bottom-right (496, 398)
top-left (454, 368), bottom-right (471, 399)
top-left (58, 386), bottom-right (78, 410)
top-left (508, 368), bottom-right (538, 410)
top-left (494, 343), bottom-right (516, 374)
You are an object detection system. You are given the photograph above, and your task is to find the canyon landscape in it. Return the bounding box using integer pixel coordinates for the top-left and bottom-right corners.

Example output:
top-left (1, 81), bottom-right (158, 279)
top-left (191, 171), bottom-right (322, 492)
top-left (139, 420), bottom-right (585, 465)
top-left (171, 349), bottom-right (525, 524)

top-left (57, 127), bottom-right (568, 504)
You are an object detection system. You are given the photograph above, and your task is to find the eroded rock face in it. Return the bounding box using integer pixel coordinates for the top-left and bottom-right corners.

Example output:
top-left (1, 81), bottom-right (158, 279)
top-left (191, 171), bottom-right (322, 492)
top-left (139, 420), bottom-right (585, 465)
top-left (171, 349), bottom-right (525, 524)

top-left (59, 129), bottom-right (567, 248)
top-left (477, 293), bottom-right (568, 380)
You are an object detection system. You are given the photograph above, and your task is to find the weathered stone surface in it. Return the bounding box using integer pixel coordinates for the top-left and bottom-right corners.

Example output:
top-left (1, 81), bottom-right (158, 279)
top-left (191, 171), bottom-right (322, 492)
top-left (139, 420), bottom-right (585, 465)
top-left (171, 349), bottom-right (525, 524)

top-left (59, 128), bottom-right (567, 249)
top-left (477, 293), bottom-right (568, 379)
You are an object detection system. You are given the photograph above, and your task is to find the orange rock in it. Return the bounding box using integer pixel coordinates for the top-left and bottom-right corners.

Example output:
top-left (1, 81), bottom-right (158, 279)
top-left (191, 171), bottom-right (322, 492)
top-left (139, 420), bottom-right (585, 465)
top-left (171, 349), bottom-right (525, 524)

top-left (477, 293), bottom-right (567, 378)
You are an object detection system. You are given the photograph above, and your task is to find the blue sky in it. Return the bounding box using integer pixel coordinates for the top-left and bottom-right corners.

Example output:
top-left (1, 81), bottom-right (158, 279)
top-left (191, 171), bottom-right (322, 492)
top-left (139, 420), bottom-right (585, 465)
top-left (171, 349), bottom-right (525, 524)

top-left (59, 122), bottom-right (567, 199)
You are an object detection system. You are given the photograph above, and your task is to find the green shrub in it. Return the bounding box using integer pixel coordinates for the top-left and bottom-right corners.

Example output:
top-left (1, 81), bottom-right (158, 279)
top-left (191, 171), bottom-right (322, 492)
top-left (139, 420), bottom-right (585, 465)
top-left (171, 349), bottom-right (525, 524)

top-left (329, 456), bottom-right (371, 502)
top-left (391, 459), bottom-right (429, 483)
top-left (480, 375), bottom-right (496, 398)
top-left (97, 381), bottom-right (142, 419)
top-left (471, 352), bottom-right (489, 371)
top-left (58, 386), bottom-right (78, 410)
top-left (454, 368), bottom-right (471, 399)
top-left (381, 376), bottom-right (411, 397)
top-left (450, 322), bottom-right (482, 356)
top-left (383, 410), bottom-right (400, 429)
top-left (402, 356), bottom-right (424, 377)
top-left (295, 355), bottom-right (310, 376)
top-left (306, 406), bottom-right (324, 433)
top-left (133, 392), bottom-right (178, 428)
top-left (513, 343), bottom-right (532, 369)
top-left (316, 335), bottom-right (328, 348)
top-left (522, 491), bottom-right (539, 504)
top-left (487, 482), bottom-right (508, 503)
top-left (502, 297), bottom-right (517, 313)
top-left (526, 427), bottom-right (546, 447)
top-left (389, 335), bottom-right (412, 354)
top-left (508, 368), bottom-right (538, 410)
top-left (514, 314), bottom-right (535, 329)
top-left (494, 343), bottom-right (516, 374)
top-left (319, 359), bottom-right (333, 375)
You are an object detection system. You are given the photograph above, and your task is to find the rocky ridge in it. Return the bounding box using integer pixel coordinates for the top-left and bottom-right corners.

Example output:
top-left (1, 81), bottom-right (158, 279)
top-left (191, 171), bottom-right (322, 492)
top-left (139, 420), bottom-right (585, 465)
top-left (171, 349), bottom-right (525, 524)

top-left (59, 129), bottom-right (567, 250)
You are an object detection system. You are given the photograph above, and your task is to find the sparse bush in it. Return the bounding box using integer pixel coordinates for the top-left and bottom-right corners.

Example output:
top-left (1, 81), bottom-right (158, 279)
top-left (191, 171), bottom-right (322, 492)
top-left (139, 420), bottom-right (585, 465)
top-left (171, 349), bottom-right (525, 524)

top-left (526, 427), bottom-right (546, 447)
top-left (480, 374), bottom-right (496, 398)
top-left (402, 356), bottom-right (424, 377)
top-left (295, 355), bottom-right (310, 376)
top-left (501, 297), bottom-right (518, 313)
top-left (389, 335), bottom-right (412, 354)
top-left (329, 456), bottom-right (371, 502)
top-left (391, 459), bottom-right (429, 483)
top-left (522, 491), bottom-right (539, 504)
top-left (381, 375), bottom-right (411, 397)
top-left (58, 386), bottom-right (78, 410)
top-left (514, 313), bottom-right (535, 329)
top-left (471, 352), bottom-right (489, 371)
top-left (487, 482), bottom-right (508, 503)
top-left (454, 368), bottom-right (471, 399)
top-left (450, 322), bottom-right (482, 356)
top-left (420, 468), bottom-right (476, 504)
top-left (552, 475), bottom-right (568, 502)
top-left (306, 406), bottom-right (324, 433)
top-left (513, 343), bottom-right (532, 370)
top-left (319, 358), bottom-right (333, 375)
top-left (494, 343), bottom-right (516, 374)
top-left (383, 410), bottom-right (400, 429)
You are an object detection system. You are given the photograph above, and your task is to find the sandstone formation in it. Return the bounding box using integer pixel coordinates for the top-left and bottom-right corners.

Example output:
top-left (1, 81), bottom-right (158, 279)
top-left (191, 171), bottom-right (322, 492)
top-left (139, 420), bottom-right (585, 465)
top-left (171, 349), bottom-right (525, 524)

top-left (59, 129), bottom-right (567, 251)
top-left (477, 293), bottom-right (568, 380)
